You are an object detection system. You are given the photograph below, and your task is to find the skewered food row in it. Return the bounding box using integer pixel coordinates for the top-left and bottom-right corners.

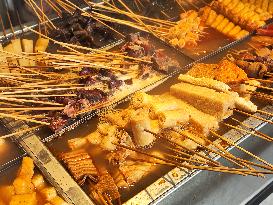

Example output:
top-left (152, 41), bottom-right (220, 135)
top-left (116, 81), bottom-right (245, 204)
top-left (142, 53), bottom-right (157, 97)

top-left (199, 6), bottom-right (250, 39)
top-left (211, 0), bottom-right (271, 31)
top-left (0, 157), bottom-right (67, 205)
top-left (167, 10), bottom-right (204, 48)
top-left (0, 33), bottom-right (179, 132)
top-left (47, 33), bottom-right (179, 131)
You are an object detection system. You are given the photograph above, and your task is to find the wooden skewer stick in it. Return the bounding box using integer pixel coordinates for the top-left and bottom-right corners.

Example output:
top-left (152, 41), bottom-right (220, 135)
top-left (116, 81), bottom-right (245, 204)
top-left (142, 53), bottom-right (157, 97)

top-left (0, 95), bottom-right (63, 106)
top-left (0, 86), bottom-right (87, 95)
top-left (28, 27), bottom-right (151, 63)
top-left (0, 112), bottom-right (49, 125)
top-left (163, 149), bottom-right (216, 166)
top-left (246, 83), bottom-right (273, 91)
top-left (145, 129), bottom-right (220, 166)
top-left (246, 91), bottom-right (273, 101)
top-left (114, 143), bottom-right (270, 176)
top-left (0, 16), bottom-right (7, 38)
top-left (175, 0), bottom-right (186, 12)
top-left (163, 139), bottom-right (220, 167)
top-left (210, 130), bottom-right (273, 168)
top-left (234, 109), bottom-right (273, 125)
top-left (221, 122), bottom-right (273, 142)
top-left (162, 148), bottom-right (218, 165)
top-left (0, 107), bottom-right (64, 111)
top-left (173, 128), bottom-right (250, 169)
top-left (6, 11), bottom-right (15, 39)
top-left (96, 191), bottom-right (108, 205)
top-left (256, 109), bottom-right (273, 117)
top-left (64, 0), bottom-right (125, 38)
top-left (184, 0), bottom-right (199, 10)
top-left (5, 94), bottom-right (77, 98)
top-left (28, 0), bottom-right (56, 29)
top-left (45, 0), bottom-right (62, 17)
top-left (249, 78), bottom-right (273, 83)
top-left (230, 117), bottom-right (273, 142)
top-left (0, 125), bottom-right (42, 139)
top-left (25, 0), bottom-right (43, 23)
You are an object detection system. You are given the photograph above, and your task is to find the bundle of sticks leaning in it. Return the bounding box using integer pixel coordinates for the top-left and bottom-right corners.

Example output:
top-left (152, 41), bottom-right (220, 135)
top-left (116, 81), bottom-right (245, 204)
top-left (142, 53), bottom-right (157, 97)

top-left (65, 60), bottom-right (273, 185)
top-left (0, 29), bottom-right (180, 135)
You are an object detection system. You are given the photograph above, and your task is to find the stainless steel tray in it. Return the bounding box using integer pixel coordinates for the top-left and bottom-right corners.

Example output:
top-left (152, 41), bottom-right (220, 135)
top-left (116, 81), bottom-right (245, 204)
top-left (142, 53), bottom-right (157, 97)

top-left (0, 2), bottom-right (273, 205)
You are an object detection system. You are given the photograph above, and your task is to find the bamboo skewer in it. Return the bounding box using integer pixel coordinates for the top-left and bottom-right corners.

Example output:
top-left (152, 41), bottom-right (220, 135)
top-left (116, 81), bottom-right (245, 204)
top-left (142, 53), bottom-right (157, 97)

top-left (0, 112), bottom-right (49, 125)
top-left (234, 109), bottom-right (273, 125)
top-left (174, 128), bottom-right (249, 169)
top-left (140, 129), bottom-right (273, 172)
top-left (230, 117), bottom-right (273, 142)
top-left (163, 148), bottom-right (217, 167)
top-left (221, 122), bottom-right (273, 142)
top-left (0, 107), bottom-right (64, 111)
top-left (246, 83), bottom-right (273, 91)
top-left (103, 193), bottom-right (114, 205)
top-left (0, 96), bottom-right (63, 106)
top-left (210, 130), bottom-right (273, 168)
top-left (27, 0), bottom-right (56, 29)
top-left (64, 0), bottom-right (125, 38)
top-left (5, 4), bottom-right (16, 40)
top-left (27, 27), bottom-right (151, 63)
top-left (163, 139), bottom-right (220, 166)
top-left (249, 78), bottom-right (273, 83)
top-left (4, 94), bottom-right (77, 98)
top-left (0, 16), bottom-right (7, 37)
top-left (114, 143), bottom-right (272, 176)
top-left (145, 129), bottom-right (220, 166)
top-left (0, 125), bottom-right (42, 139)
top-left (256, 109), bottom-right (273, 117)
top-left (162, 149), bottom-right (217, 165)
top-left (246, 91), bottom-right (273, 101)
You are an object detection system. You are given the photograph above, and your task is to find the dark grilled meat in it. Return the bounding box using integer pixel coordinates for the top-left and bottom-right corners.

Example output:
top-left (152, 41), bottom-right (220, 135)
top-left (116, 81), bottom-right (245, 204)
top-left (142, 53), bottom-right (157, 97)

top-left (121, 33), bottom-right (155, 58)
top-left (78, 89), bottom-right (108, 104)
top-left (51, 9), bottom-right (114, 48)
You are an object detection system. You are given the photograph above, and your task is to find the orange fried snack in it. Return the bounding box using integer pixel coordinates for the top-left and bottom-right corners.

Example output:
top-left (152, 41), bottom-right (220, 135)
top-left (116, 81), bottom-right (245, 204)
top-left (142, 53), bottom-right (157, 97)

top-left (187, 60), bottom-right (248, 84)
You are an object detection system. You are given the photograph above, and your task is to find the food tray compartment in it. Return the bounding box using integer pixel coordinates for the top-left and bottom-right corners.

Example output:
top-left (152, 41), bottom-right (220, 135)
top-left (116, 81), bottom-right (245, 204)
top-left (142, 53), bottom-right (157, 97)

top-left (43, 33), bottom-right (273, 203)
top-left (0, 30), bottom-right (194, 173)
top-left (143, 0), bottom-right (273, 61)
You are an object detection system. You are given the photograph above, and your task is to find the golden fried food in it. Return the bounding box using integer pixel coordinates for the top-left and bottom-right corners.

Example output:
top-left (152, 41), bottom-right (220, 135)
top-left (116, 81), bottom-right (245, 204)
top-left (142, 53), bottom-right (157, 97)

top-left (200, 6), bottom-right (249, 39)
top-left (212, 0), bottom-right (271, 31)
top-left (168, 10), bottom-right (203, 48)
